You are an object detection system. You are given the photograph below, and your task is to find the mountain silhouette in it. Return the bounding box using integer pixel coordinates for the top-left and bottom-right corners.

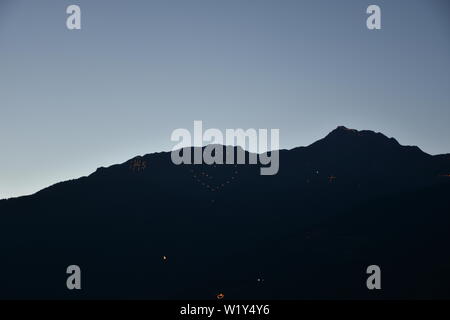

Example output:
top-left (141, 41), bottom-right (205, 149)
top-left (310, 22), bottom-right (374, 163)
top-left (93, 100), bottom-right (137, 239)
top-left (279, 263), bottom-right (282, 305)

top-left (1, 126), bottom-right (450, 299)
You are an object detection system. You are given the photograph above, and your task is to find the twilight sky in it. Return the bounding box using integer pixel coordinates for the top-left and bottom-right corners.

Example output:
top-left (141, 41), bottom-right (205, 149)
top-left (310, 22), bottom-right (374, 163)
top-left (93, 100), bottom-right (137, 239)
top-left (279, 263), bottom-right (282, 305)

top-left (0, 0), bottom-right (449, 198)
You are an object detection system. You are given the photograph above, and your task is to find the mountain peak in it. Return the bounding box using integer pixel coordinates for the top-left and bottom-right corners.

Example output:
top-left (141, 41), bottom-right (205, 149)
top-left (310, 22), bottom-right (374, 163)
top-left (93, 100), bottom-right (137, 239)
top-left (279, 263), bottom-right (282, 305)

top-left (325, 126), bottom-right (382, 140)
top-left (334, 125), bottom-right (358, 133)
top-left (329, 126), bottom-right (373, 136)
top-left (304, 126), bottom-right (432, 159)
top-left (307, 125), bottom-right (405, 153)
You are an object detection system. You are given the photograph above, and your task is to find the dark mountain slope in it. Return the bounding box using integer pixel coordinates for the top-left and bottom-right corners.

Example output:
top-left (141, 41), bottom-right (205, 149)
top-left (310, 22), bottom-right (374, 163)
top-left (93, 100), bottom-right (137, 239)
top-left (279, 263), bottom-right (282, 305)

top-left (0, 126), bottom-right (449, 299)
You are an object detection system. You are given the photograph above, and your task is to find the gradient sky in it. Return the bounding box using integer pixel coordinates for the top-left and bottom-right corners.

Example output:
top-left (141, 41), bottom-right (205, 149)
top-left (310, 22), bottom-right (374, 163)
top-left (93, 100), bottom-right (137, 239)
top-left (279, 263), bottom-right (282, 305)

top-left (1, 0), bottom-right (449, 199)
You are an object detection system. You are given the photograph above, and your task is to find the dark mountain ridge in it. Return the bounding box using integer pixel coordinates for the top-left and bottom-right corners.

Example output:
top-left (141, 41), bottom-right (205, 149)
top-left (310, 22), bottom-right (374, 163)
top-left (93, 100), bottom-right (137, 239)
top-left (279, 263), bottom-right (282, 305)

top-left (1, 126), bottom-right (450, 299)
